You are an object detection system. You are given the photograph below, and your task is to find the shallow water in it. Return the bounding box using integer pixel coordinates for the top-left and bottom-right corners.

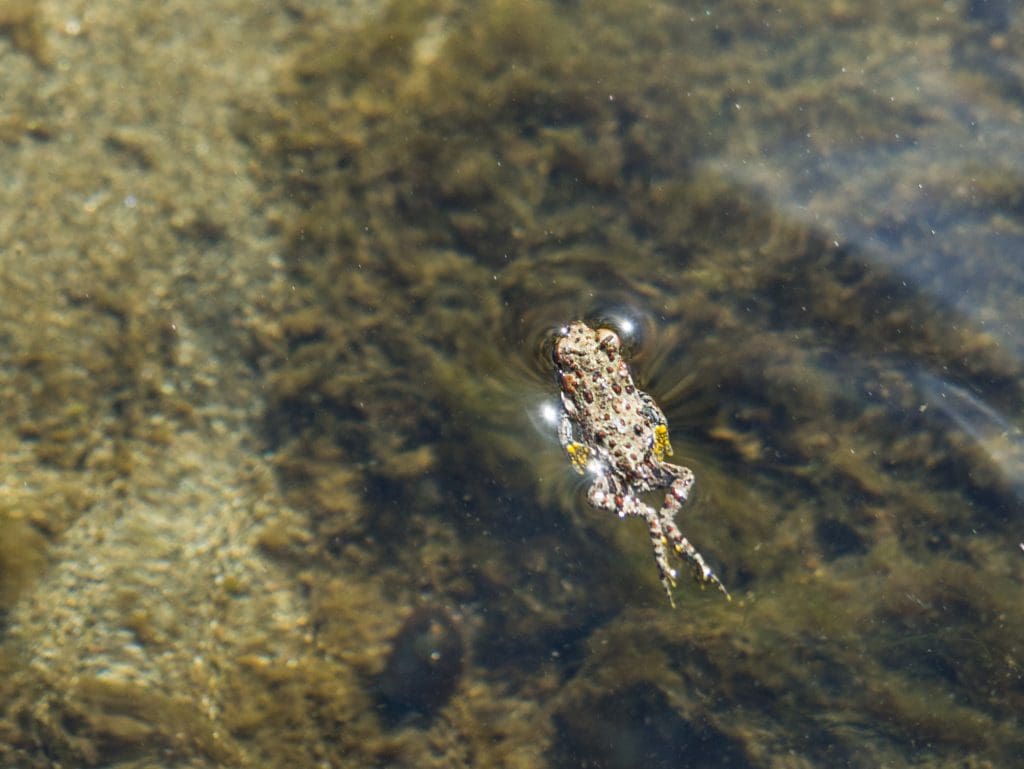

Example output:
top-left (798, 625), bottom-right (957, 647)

top-left (2, 0), bottom-right (1024, 767)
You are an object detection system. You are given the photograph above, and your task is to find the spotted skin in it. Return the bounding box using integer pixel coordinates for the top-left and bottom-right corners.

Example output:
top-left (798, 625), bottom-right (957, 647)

top-left (552, 321), bottom-right (728, 605)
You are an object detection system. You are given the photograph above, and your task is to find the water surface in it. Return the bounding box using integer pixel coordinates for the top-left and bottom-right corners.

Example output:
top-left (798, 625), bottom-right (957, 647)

top-left (1, 1), bottom-right (1023, 767)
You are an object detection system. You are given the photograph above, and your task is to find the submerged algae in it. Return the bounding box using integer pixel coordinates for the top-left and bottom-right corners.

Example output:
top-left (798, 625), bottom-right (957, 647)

top-left (243, 0), bottom-right (1024, 766)
top-left (0, 512), bottom-right (44, 617)
top-left (0, 0), bottom-right (48, 67)
top-left (1, 0), bottom-right (1023, 767)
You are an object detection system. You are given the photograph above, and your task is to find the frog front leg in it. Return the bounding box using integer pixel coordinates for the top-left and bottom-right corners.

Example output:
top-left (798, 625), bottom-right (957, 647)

top-left (638, 392), bottom-right (673, 461)
top-left (557, 409), bottom-right (590, 475)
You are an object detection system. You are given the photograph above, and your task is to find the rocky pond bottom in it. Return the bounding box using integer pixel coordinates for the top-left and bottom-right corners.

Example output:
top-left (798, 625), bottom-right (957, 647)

top-left (2, 1), bottom-right (1023, 767)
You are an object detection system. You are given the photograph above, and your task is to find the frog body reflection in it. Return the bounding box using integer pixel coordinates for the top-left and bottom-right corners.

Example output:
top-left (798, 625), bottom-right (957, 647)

top-left (552, 321), bottom-right (728, 605)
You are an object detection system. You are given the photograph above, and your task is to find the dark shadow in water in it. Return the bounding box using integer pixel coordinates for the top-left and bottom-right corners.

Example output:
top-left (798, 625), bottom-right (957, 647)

top-left (550, 681), bottom-right (752, 769)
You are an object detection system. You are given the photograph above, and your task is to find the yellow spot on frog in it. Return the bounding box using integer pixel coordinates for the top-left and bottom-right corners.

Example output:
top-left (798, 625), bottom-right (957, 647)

top-left (653, 424), bottom-right (673, 460)
top-left (566, 442), bottom-right (589, 474)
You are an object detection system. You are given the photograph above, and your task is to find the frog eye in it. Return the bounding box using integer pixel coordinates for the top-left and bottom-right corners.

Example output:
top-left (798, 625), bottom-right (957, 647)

top-left (549, 339), bottom-right (561, 365)
top-left (596, 328), bottom-right (621, 353)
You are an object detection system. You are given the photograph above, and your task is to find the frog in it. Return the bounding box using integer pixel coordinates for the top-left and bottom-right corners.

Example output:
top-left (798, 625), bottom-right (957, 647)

top-left (552, 320), bottom-right (729, 605)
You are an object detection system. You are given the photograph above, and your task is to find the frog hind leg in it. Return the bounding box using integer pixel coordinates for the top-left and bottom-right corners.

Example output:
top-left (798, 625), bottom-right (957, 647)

top-left (662, 515), bottom-right (730, 600)
top-left (660, 467), bottom-right (730, 600)
top-left (585, 474), bottom-right (715, 606)
top-left (590, 482), bottom-right (680, 606)
top-left (645, 513), bottom-right (679, 607)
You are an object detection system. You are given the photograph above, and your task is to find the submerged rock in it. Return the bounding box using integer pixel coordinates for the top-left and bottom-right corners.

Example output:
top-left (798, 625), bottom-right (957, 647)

top-left (376, 606), bottom-right (464, 725)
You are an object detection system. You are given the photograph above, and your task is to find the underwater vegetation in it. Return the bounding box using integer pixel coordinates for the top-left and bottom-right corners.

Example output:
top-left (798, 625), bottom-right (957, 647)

top-left (0, 0), bottom-right (48, 67)
top-left (1, 0), bottom-right (1023, 767)
top-left (235, 0), bottom-right (1024, 766)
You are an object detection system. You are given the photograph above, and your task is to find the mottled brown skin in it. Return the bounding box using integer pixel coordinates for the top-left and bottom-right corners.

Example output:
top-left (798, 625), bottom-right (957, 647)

top-left (553, 321), bottom-right (728, 604)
